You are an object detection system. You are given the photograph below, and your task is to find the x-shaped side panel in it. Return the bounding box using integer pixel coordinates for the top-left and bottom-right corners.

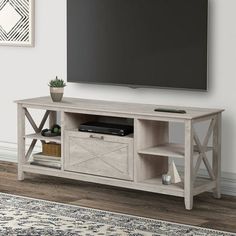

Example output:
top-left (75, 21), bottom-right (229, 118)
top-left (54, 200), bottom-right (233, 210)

top-left (193, 118), bottom-right (216, 182)
top-left (24, 109), bottom-right (51, 161)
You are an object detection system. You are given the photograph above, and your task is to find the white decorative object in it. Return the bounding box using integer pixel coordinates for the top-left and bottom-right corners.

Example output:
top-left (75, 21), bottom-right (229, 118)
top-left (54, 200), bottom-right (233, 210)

top-left (167, 159), bottom-right (181, 184)
top-left (162, 174), bottom-right (172, 185)
top-left (0, 0), bottom-right (34, 46)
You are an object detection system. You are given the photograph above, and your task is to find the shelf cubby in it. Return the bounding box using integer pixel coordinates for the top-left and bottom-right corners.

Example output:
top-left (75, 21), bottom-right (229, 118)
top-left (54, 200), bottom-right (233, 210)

top-left (140, 177), bottom-right (184, 197)
top-left (138, 143), bottom-right (213, 158)
top-left (63, 112), bottom-right (133, 132)
top-left (140, 176), bottom-right (215, 197)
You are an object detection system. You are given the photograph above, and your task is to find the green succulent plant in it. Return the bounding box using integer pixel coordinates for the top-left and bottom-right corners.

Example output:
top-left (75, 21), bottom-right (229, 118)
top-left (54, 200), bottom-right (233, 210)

top-left (48, 76), bottom-right (66, 88)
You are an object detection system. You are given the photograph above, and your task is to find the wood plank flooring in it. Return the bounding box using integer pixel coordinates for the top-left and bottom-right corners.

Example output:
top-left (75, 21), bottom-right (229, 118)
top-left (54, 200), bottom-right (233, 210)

top-left (0, 161), bottom-right (235, 233)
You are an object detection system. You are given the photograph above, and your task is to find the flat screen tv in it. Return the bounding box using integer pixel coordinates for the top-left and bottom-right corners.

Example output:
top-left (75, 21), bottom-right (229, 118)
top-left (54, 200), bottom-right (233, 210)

top-left (67, 0), bottom-right (208, 90)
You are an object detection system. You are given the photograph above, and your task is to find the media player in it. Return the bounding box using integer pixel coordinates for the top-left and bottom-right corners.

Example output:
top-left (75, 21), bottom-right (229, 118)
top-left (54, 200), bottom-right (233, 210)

top-left (79, 121), bottom-right (133, 136)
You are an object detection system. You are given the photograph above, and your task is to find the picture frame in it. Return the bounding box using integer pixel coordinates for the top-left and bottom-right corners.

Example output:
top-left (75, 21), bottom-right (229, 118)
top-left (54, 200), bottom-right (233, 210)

top-left (0, 0), bottom-right (35, 47)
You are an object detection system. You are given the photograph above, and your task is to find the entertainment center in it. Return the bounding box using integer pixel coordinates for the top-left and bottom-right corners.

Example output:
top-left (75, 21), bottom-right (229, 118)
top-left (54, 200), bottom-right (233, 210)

top-left (16, 96), bottom-right (223, 210)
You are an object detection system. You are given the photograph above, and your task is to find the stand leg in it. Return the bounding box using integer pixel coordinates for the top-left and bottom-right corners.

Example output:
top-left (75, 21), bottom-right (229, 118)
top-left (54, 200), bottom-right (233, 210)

top-left (17, 104), bottom-right (26, 181)
top-left (213, 114), bottom-right (222, 198)
top-left (184, 120), bottom-right (194, 210)
top-left (18, 169), bottom-right (25, 181)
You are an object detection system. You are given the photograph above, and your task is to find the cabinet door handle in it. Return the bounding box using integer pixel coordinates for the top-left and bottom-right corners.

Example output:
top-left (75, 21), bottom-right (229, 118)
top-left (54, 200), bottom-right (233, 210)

top-left (89, 134), bottom-right (104, 140)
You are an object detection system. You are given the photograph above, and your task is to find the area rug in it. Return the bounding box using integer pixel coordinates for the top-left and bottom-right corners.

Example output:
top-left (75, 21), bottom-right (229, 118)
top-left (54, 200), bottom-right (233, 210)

top-left (0, 193), bottom-right (235, 236)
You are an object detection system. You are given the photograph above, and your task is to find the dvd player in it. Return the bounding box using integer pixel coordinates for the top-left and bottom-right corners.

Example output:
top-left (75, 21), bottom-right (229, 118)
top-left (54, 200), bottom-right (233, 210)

top-left (79, 121), bottom-right (133, 136)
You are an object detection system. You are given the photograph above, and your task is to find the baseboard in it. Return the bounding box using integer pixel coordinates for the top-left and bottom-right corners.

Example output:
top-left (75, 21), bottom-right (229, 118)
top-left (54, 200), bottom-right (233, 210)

top-left (0, 141), bottom-right (18, 163)
top-left (0, 141), bottom-right (235, 196)
top-left (0, 141), bottom-right (41, 163)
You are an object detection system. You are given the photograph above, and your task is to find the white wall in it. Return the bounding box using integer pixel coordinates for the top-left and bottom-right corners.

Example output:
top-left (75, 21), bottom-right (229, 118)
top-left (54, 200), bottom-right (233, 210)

top-left (0, 0), bottom-right (235, 178)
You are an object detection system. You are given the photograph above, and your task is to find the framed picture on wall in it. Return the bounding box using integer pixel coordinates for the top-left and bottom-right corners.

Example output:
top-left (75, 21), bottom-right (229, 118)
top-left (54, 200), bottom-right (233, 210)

top-left (0, 0), bottom-right (34, 46)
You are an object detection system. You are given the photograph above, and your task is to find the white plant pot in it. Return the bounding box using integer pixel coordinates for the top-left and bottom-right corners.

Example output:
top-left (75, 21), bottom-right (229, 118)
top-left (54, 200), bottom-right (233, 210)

top-left (50, 87), bottom-right (64, 102)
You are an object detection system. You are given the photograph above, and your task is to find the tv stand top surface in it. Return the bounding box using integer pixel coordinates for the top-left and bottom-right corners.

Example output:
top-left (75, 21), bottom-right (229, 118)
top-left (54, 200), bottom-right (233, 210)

top-left (15, 96), bottom-right (224, 121)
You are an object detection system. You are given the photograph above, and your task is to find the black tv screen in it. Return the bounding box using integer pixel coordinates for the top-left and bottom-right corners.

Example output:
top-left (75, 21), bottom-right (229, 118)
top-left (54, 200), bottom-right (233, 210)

top-left (67, 0), bottom-right (208, 90)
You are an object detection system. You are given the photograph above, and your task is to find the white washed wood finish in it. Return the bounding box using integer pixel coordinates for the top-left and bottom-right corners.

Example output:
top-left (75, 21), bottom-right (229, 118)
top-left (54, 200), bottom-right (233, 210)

top-left (25, 133), bottom-right (61, 143)
top-left (64, 131), bottom-right (133, 181)
top-left (138, 143), bottom-right (213, 159)
top-left (15, 97), bottom-right (224, 210)
top-left (16, 97), bottom-right (223, 121)
top-left (184, 120), bottom-right (194, 210)
top-left (213, 114), bottom-right (222, 198)
top-left (17, 104), bottom-right (26, 181)
top-left (134, 119), bottom-right (169, 182)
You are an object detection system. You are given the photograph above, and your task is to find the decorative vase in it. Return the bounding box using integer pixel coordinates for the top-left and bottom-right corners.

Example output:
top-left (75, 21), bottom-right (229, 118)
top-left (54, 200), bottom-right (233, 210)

top-left (162, 174), bottom-right (172, 185)
top-left (50, 87), bottom-right (64, 102)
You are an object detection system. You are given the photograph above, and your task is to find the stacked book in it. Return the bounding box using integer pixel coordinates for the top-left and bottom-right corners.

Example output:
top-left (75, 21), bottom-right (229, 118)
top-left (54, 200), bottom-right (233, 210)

top-left (31, 152), bottom-right (61, 169)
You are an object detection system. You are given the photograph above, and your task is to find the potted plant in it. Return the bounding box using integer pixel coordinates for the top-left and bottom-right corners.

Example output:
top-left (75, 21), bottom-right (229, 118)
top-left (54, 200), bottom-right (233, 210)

top-left (48, 76), bottom-right (66, 102)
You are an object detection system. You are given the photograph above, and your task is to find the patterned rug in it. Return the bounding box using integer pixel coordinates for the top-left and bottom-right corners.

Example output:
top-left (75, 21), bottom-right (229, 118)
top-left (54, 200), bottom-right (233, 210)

top-left (0, 193), bottom-right (235, 236)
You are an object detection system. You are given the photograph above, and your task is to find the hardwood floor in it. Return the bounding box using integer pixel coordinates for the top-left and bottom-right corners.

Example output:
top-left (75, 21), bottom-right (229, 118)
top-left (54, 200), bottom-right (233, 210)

top-left (0, 161), bottom-right (235, 233)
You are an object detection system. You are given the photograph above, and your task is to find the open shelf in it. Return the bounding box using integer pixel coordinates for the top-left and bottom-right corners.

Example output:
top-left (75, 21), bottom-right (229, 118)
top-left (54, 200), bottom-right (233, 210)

top-left (138, 143), bottom-right (213, 158)
top-left (140, 177), bottom-right (184, 197)
top-left (30, 162), bottom-right (61, 170)
top-left (24, 133), bottom-right (61, 143)
top-left (193, 177), bottom-right (216, 196)
top-left (140, 176), bottom-right (216, 197)
top-left (23, 163), bottom-right (62, 172)
top-left (30, 152), bottom-right (61, 169)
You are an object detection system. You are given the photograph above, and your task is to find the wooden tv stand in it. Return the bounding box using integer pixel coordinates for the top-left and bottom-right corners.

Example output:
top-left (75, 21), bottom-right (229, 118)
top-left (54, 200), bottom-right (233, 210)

top-left (16, 97), bottom-right (224, 210)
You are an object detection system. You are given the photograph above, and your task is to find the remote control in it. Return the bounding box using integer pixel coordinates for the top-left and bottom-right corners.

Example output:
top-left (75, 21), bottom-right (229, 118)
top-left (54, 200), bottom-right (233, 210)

top-left (154, 108), bottom-right (186, 114)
